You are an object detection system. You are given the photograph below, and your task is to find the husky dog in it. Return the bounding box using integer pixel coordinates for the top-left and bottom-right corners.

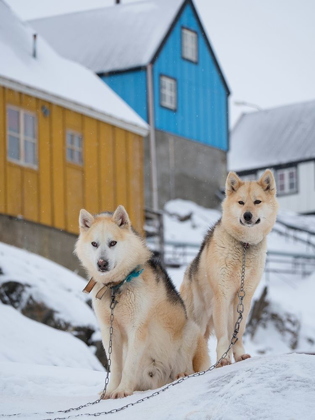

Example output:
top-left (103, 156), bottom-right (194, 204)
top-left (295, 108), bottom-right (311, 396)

top-left (75, 205), bottom-right (210, 399)
top-left (180, 170), bottom-right (279, 367)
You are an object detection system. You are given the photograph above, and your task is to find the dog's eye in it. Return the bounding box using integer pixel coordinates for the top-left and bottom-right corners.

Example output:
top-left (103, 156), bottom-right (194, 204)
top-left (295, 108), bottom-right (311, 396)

top-left (238, 201), bottom-right (245, 205)
top-left (91, 242), bottom-right (98, 248)
top-left (254, 200), bottom-right (262, 205)
top-left (109, 241), bottom-right (117, 248)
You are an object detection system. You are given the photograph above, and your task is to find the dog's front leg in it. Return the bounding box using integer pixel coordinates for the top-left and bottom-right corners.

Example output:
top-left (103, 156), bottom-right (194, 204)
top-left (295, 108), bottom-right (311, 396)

top-left (213, 294), bottom-right (232, 367)
top-left (100, 325), bottom-right (123, 398)
top-left (233, 292), bottom-right (253, 363)
top-left (110, 326), bottom-right (148, 399)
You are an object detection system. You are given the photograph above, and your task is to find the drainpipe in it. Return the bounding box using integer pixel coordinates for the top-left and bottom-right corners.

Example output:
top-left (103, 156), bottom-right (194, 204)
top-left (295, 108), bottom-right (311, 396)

top-left (146, 63), bottom-right (159, 211)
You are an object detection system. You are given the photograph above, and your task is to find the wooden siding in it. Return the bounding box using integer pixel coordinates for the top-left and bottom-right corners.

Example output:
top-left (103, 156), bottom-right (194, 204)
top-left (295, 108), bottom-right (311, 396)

top-left (101, 70), bottom-right (148, 122)
top-left (153, 2), bottom-right (228, 150)
top-left (101, 2), bottom-right (228, 151)
top-left (0, 87), bottom-right (145, 236)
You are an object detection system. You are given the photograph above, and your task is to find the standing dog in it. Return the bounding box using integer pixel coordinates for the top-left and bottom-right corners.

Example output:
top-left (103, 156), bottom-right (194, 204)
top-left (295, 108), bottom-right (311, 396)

top-left (75, 205), bottom-right (210, 399)
top-left (180, 170), bottom-right (279, 366)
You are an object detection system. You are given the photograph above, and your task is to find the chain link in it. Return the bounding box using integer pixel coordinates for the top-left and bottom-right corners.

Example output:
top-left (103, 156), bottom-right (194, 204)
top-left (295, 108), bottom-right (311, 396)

top-left (1, 243), bottom-right (248, 419)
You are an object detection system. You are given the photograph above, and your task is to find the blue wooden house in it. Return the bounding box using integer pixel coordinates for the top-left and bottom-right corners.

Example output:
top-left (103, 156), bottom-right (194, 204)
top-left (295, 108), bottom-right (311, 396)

top-left (30, 0), bottom-right (230, 209)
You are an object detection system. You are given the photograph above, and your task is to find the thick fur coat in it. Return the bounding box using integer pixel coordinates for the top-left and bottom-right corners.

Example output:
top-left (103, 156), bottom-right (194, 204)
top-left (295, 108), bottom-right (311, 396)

top-left (180, 170), bottom-right (279, 366)
top-left (75, 206), bottom-right (209, 399)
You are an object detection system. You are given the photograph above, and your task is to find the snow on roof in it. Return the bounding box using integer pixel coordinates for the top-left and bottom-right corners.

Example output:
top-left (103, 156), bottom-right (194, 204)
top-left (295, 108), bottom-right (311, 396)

top-left (28, 0), bottom-right (184, 74)
top-left (0, 0), bottom-right (148, 135)
top-left (229, 100), bottom-right (315, 172)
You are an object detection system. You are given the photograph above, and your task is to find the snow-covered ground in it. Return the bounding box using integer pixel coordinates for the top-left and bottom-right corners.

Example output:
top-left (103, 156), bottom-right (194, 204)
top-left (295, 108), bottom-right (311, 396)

top-left (1, 354), bottom-right (314, 420)
top-left (1, 199), bottom-right (315, 419)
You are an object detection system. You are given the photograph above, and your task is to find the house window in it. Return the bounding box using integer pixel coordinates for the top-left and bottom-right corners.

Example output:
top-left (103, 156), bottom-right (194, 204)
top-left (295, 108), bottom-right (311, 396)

top-left (276, 167), bottom-right (297, 195)
top-left (66, 131), bottom-right (83, 165)
top-left (160, 76), bottom-right (177, 111)
top-left (7, 106), bottom-right (37, 168)
top-left (182, 28), bottom-right (198, 63)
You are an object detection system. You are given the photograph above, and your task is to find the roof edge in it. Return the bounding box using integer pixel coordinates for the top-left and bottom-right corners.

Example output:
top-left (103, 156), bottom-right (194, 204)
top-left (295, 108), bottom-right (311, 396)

top-left (0, 76), bottom-right (149, 137)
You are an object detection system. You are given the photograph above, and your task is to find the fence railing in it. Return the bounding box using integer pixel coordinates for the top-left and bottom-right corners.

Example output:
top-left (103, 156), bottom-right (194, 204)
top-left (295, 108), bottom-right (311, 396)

top-left (147, 239), bottom-right (315, 277)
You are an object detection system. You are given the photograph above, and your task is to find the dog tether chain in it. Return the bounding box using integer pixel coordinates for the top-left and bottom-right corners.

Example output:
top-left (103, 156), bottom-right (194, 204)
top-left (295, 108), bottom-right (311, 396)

top-left (1, 243), bottom-right (248, 419)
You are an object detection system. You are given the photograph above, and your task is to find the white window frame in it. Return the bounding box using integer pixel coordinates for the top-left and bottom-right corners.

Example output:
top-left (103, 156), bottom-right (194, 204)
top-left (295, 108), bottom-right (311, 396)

top-left (66, 130), bottom-right (83, 166)
top-left (182, 27), bottom-right (198, 63)
top-left (7, 106), bottom-right (38, 169)
top-left (160, 75), bottom-right (177, 111)
top-left (276, 167), bottom-right (298, 196)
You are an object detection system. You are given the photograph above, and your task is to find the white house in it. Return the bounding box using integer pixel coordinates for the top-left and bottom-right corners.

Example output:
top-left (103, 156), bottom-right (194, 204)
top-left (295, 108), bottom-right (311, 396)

top-left (229, 100), bottom-right (315, 214)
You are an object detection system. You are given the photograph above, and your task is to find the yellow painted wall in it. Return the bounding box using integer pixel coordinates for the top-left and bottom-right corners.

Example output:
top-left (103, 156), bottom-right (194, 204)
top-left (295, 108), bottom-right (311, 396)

top-left (0, 86), bottom-right (145, 236)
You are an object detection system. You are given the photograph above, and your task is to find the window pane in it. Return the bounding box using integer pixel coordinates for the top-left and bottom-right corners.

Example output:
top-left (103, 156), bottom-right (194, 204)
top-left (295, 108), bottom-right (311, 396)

top-left (8, 135), bottom-right (20, 160)
top-left (8, 108), bottom-right (20, 134)
top-left (24, 140), bottom-right (36, 165)
top-left (74, 150), bottom-right (80, 164)
top-left (24, 114), bottom-right (35, 138)
top-left (67, 132), bottom-right (74, 146)
top-left (67, 147), bottom-right (74, 162)
top-left (74, 135), bottom-right (81, 149)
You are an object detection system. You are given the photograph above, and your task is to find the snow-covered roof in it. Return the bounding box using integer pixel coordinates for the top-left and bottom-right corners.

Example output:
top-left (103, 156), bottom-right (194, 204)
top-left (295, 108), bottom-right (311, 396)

top-left (28, 0), bottom-right (184, 74)
top-left (229, 100), bottom-right (315, 172)
top-left (0, 0), bottom-right (148, 135)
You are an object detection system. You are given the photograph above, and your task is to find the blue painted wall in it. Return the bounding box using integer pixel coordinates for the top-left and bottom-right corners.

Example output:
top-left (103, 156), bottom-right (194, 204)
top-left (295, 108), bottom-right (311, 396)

top-left (101, 70), bottom-right (148, 122)
top-left (153, 2), bottom-right (228, 150)
top-left (101, 1), bottom-right (228, 151)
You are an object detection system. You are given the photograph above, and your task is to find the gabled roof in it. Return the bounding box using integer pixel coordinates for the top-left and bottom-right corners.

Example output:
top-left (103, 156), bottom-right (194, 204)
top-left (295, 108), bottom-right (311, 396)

top-left (228, 100), bottom-right (315, 172)
top-left (28, 0), bottom-right (229, 93)
top-left (0, 0), bottom-right (148, 135)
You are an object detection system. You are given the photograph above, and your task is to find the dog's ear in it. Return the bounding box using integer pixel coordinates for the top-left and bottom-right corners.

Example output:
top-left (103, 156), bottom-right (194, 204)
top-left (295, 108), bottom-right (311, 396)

top-left (112, 205), bottom-right (130, 229)
top-left (225, 172), bottom-right (243, 195)
top-left (258, 169), bottom-right (276, 195)
top-left (79, 209), bottom-right (94, 231)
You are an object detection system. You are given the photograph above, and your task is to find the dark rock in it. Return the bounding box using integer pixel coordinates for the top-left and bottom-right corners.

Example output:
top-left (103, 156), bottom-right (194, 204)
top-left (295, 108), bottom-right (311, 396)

top-left (92, 340), bottom-right (108, 370)
top-left (0, 281), bottom-right (30, 308)
top-left (0, 267), bottom-right (4, 275)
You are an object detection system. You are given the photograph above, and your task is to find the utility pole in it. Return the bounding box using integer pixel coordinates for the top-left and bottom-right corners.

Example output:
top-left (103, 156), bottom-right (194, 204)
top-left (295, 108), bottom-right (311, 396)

top-left (147, 63), bottom-right (159, 211)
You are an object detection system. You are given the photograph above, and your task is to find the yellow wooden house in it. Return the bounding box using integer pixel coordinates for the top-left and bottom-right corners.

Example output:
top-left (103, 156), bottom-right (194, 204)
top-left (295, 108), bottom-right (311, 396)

top-left (0, 1), bottom-right (148, 269)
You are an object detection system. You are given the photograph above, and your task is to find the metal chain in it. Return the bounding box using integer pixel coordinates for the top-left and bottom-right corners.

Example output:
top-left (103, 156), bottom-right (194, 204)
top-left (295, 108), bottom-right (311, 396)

top-left (1, 243), bottom-right (248, 420)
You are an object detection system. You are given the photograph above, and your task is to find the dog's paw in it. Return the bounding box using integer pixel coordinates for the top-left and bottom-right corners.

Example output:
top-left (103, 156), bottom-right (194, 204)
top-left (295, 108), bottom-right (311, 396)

top-left (176, 372), bottom-right (189, 379)
top-left (235, 354), bottom-right (251, 363)
top-left (216, 358), bottom-right (231, 368)
top-left (108, 389), bottom-right (133, 399)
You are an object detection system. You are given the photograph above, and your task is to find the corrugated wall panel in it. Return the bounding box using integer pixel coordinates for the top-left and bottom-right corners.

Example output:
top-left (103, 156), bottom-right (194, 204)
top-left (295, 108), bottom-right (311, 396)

top-left (99, 122), bottom-right (116, 212)
top-left (1, 87), bottom-right (145, 237)
top-left (0, 87), bottom-right (5, 213)
top-left (114, 127), bottom-right (128, 209)
top-left (51, 104), bottom-right (66, 230)
top-left (38, 99), bottom-right (52, 225)
top-left (153, 2), bottom-right (228, 150)
top-left (83, 117), bottom-right (99, 214)
top-left (102, 70), bottom-right (148, 122)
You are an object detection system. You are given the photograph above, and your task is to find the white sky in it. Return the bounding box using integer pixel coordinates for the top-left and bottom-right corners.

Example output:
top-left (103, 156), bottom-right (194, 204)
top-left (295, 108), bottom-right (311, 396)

top-left (6, 0), bottom-right (315, 127)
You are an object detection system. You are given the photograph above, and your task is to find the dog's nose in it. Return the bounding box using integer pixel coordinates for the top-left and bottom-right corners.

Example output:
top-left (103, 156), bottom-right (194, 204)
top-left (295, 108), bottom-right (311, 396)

top-left (243, 212), bottom-right (252, 222)
top-left (97, 259), bottom-right (109, 271)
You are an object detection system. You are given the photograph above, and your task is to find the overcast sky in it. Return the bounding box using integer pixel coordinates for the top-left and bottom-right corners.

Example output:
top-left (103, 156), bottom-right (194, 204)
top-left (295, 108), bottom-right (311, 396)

top-left (6, 0), bottom-right (315, 127)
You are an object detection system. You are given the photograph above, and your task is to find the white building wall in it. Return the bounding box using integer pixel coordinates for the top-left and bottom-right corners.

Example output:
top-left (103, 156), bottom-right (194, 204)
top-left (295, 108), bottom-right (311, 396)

top-left (277, 161), bottom-right (315, 213)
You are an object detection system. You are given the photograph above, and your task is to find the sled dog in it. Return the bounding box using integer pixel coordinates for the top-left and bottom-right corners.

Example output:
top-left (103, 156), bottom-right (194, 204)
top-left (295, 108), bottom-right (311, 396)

top-left (75, 205), bottom-right (210, 399)
top-left (180, 170), bottom-right (279, 366)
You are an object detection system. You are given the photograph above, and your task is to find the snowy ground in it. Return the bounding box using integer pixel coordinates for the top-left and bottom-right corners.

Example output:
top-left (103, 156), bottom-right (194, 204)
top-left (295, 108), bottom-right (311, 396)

top-left (1, 199), bottom-right (315, 419)
top-left (1, 354), bottom-right (314, 420)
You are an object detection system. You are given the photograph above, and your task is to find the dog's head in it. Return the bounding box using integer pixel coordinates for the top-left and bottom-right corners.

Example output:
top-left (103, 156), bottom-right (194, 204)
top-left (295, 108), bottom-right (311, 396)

top-left (222, 169), bottom-right (279, 244)
top-left (75, 205), bottom-right (151, 283)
